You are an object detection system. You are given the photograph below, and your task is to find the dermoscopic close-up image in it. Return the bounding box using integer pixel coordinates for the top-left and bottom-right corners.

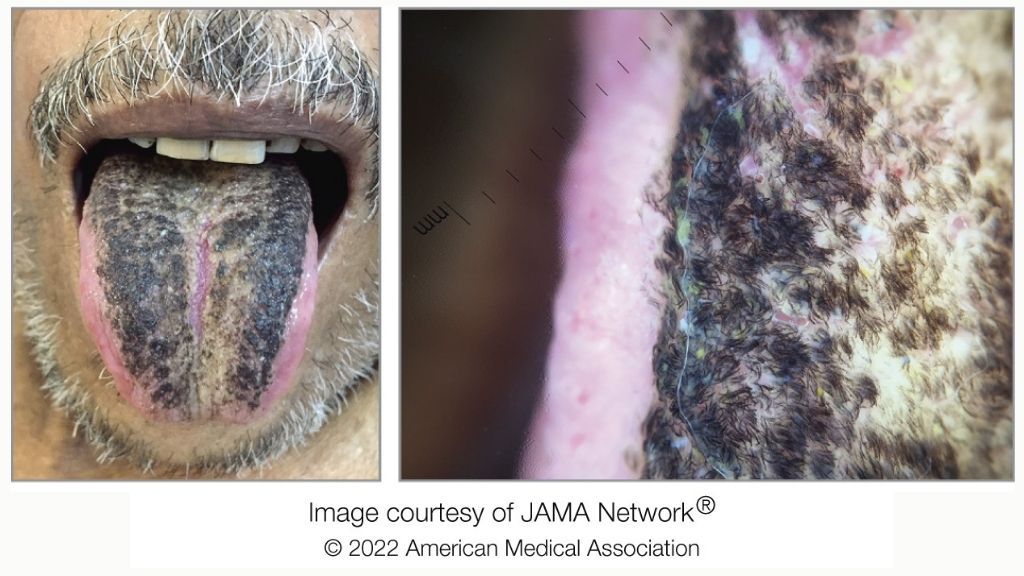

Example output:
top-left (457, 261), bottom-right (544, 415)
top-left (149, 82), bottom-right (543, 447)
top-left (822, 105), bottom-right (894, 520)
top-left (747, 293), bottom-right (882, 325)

top-left (12, 9), bottom-right (381, 479)
top-left (402, 10), bottom-right (1012, 479)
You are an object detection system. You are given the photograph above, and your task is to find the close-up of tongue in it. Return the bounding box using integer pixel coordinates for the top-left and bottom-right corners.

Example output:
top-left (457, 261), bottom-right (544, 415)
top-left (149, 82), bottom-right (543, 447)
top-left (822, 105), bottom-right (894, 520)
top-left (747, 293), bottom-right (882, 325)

top-left (78, 152), bottom-right (318, 423)
top-left (520, 12), bottom-right (681, 478)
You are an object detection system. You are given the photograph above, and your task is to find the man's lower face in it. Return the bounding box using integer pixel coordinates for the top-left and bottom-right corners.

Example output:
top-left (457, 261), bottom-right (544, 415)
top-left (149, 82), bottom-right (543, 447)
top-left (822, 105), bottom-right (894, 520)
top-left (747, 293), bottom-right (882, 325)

top-left (13, 9), bottom-right (380, 474)
top-left (401, 10), bottom-right (1012, 479)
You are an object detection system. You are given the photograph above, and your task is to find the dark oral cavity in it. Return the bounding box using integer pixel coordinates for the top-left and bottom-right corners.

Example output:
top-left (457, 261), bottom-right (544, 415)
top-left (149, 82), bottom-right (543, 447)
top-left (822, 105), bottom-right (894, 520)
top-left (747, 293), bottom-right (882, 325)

top-left (78, 152), bottom-right (319, 423)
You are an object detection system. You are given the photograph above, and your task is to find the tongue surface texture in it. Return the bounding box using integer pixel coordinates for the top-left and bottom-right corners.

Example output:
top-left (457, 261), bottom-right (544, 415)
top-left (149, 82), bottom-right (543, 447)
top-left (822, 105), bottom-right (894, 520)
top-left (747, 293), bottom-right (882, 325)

top-left (78, 153), bottom-right (318, 422)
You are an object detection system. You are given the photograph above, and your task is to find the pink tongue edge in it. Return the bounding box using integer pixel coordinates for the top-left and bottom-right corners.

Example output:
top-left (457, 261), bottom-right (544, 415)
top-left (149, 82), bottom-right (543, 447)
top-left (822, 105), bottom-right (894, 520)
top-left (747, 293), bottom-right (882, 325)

top-left (220, 220), bottom-right (319, 423)
top-left (518, 11), bottom-right (681, 479)
top-left (77, 217), bottom-right (319, 423)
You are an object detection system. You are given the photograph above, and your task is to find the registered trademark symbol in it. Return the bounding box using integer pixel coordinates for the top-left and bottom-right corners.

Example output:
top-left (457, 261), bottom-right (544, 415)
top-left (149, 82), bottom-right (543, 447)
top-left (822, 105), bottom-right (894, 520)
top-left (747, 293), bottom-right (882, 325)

top-left (696, 496), bottom-right (715, 514)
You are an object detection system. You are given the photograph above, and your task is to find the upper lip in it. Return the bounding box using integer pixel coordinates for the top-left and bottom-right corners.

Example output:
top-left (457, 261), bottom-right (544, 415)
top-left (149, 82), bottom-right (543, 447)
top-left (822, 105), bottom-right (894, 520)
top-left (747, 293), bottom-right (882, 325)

top-left (53, 91), bottom-right (378, 266)
top-left (53, 91), bottom-right (377, 198)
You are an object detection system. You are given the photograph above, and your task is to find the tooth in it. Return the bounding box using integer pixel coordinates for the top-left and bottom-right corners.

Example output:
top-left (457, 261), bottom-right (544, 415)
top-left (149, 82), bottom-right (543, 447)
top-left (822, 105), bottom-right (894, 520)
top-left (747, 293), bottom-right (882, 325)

top-left (156, 138), bottom-right (210, 161)
top-left (300, 139), bottom-right (328, 152)
top-left (128, 137), bottom-right (155, 149)
top-left (210, 139), bottom-right (266, 165)
top-left (266, 137), bottom-right (300, 154)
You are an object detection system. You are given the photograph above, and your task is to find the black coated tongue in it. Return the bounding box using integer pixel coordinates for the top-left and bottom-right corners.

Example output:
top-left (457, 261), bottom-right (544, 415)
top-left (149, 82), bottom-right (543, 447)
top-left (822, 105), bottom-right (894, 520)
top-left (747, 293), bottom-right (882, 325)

top-left (79, 152), bottom-right (315, 421)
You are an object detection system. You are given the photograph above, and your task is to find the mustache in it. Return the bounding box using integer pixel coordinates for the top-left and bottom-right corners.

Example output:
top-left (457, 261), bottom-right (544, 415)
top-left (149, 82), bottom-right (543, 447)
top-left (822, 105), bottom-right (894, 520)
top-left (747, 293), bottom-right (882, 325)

top-left (29, 9), bottom-right (380, 164)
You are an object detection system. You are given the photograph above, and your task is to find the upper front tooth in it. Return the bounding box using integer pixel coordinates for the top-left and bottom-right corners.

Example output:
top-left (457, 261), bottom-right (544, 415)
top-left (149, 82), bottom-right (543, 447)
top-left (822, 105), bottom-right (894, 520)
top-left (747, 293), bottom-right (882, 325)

top-left (128, 137), bottom-right (155, 148)
top-left (156, 138), bottom-right (210, 161)
top-left (266, 137), bottom-right (300, 154)
top-left (300, 139), bottom-right (328, 152)
top-left (210, 139), bottom-right (266, 165)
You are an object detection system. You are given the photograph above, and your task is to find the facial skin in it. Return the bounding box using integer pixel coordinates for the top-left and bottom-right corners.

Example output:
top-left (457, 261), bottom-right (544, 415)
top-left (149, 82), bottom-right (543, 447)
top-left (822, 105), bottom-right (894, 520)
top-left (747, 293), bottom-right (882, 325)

top-left (13, 10), bottom-right (380, 478)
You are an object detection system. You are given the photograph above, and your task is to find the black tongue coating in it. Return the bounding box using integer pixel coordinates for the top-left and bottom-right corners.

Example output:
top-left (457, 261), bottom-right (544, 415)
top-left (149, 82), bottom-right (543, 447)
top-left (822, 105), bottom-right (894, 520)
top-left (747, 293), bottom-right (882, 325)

top-left (84, 152), bottom-right (312, 420)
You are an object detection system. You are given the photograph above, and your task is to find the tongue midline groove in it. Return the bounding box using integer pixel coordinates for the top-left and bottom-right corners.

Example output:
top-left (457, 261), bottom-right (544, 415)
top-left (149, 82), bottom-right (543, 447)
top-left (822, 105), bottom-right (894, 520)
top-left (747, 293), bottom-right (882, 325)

top-left (74, 138), bottom-right (350, 258)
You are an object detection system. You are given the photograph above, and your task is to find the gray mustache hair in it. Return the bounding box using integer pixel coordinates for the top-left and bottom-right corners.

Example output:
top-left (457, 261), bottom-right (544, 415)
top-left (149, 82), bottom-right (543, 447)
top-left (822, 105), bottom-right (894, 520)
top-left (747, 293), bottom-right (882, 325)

top-left (29, 9), bottom-right (380, 165)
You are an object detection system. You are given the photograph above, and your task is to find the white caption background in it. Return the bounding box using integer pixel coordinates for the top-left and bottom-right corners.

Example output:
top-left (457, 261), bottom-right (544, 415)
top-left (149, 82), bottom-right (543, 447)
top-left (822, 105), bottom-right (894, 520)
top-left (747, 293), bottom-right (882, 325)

top-left (2, 2), bottom-right (1022, 575)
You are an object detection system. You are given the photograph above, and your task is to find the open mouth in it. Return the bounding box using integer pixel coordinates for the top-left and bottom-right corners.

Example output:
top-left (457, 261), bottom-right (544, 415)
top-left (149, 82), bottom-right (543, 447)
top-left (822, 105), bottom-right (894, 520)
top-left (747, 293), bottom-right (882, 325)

top-left (74, 135), bottom-right (350, 252)
top-left (15, 8), bottom-right (382, 472)
top-left (73, 113), bottom-right (355, 424)
top-left (24, 5), bottom-right (381, 435)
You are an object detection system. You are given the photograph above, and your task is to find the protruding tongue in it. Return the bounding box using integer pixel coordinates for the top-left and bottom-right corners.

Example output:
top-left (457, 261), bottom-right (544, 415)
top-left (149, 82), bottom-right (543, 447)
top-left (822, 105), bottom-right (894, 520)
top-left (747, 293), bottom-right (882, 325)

top-left (78, 153), bottom-right (318, 423)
